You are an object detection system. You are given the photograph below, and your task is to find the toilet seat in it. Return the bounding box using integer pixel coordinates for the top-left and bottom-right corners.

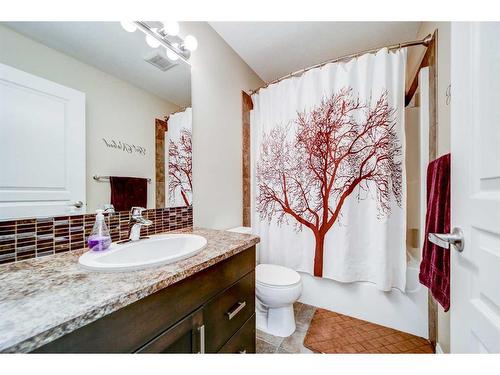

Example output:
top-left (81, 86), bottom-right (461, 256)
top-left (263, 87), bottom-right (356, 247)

top-left (256, 264), bottom-right (301, 287)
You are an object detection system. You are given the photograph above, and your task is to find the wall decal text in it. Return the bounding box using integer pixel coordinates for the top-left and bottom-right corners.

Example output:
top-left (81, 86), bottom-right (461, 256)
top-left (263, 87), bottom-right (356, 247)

top-left (102, 138), bottom-right (146, 156)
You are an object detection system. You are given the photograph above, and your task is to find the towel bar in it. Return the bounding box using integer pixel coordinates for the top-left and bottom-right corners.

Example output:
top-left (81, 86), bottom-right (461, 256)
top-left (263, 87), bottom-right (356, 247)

top-left (93, 175), bottom-right (152, 183)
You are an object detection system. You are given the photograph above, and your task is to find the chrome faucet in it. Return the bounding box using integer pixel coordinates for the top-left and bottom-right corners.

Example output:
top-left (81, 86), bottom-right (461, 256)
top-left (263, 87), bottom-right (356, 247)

top-left (128, 207), bottom-right (152, 241)
top-left (103, 203), bottom-right (115, 214)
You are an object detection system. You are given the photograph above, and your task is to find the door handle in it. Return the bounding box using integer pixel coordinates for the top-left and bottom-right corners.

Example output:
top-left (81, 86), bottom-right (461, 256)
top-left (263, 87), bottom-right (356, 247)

top-left (226, 301), bottom-right (247, 320)
top-left (197, 324), bottom-right (205, 354)
top-left (428, 227), bottom-right (464, 252)
top-left (70, 201), bottom-right (84, 208)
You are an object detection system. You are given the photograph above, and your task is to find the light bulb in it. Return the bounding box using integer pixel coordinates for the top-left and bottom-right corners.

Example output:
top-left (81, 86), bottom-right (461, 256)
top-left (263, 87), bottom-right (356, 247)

top-left (120, 21), bottom-right (137, 33)
top-left (146, 34), bottom-right (161, 48)
top-left (183, 35), bottom-right (198, 51)
top-left (162, 21), bottom-right (179, 36)
top-left (166, 47), bottom-right (179, 61)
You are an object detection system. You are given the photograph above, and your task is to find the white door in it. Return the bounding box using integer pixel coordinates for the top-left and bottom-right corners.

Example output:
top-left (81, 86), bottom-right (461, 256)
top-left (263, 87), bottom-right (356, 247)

top-left (0, 62), bottom-right (86, 219)
top-left (450, 22), bottom-right (500, 353)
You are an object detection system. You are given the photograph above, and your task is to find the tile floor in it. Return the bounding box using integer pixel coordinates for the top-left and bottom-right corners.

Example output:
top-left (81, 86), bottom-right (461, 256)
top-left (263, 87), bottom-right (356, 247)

top-left (256, 302), bottom-right (434, 354)
top-left (256, 302), bottom-right (316, 354)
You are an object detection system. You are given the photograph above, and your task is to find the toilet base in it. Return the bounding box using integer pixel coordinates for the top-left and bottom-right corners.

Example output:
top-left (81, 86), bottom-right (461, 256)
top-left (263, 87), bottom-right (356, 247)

top-left (256, 303), bottom-right (296, 338)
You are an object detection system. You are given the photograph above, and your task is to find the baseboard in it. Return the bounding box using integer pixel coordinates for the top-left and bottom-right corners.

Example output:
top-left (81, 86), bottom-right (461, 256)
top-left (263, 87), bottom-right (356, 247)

top-left (435, 343), bottom-right (444, 354)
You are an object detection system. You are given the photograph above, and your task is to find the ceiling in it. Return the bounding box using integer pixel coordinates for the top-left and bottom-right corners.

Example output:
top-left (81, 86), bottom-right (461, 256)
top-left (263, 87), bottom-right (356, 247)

top-left (209, 22), bottom-right (421, 82)
top-left (4, 22), bottom-right (191, 107)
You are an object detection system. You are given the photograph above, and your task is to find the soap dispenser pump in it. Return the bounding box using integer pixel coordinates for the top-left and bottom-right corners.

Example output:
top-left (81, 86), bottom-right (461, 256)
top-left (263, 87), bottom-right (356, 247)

top-left (87, 209), bottom-right (112, 251)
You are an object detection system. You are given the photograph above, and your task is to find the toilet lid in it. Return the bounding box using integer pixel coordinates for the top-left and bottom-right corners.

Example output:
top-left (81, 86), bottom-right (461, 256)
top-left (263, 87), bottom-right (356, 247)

top-left (256, 264), bottom-right (301, 287)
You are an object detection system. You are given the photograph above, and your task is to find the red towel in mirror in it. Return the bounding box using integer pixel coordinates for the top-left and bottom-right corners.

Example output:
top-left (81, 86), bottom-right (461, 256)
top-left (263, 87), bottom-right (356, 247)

top-left (419, 154), bottom-right (451, 311)
top-left (110, 177), bottom-right (148, 212)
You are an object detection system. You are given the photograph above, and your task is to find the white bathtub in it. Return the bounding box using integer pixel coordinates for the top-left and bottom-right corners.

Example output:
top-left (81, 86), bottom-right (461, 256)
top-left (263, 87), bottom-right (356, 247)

top-left (298, 251), bottom-right (428, 338)
top-left (405, 252), bottom-right (423, 294)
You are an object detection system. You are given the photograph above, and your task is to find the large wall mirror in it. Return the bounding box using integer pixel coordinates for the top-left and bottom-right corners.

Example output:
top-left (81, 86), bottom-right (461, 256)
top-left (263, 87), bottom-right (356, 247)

top-left (0, 22), bottom-right (192, 219)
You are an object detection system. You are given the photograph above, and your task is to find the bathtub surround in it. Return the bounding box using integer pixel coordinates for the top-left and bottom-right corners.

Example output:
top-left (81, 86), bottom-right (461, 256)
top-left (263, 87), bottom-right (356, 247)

top-left (155, 118), bottom-right (169, 207)
top-left (251, 48), bottom-right (407, 291)
top-left (242, 92), bottom-right (253, 227)
top-left (0, 206), bottom-right (192, 265)
top-left (0, 228), bottom-right (259, 353)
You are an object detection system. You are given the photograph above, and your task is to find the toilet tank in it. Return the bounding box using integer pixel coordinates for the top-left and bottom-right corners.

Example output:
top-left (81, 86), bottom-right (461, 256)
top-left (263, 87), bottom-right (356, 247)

top-left (227, 226), bottom-right (259, 263)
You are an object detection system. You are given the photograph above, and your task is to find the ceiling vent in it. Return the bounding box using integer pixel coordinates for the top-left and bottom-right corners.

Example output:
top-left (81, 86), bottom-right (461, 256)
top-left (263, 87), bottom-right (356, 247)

top-left (143, 50), bottom-right (178, 72)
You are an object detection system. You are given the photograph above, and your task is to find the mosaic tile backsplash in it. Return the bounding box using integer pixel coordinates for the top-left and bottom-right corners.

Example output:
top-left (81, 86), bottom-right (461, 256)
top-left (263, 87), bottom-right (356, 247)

top-left (0, 206), bottom-right (193, 265)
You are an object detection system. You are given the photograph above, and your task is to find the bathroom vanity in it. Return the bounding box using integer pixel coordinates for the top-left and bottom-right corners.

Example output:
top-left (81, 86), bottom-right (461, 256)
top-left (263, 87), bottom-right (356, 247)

top-left (37, 246), bottom-right (255, 353)
top-left (0, 229), bottom-right (259, 353)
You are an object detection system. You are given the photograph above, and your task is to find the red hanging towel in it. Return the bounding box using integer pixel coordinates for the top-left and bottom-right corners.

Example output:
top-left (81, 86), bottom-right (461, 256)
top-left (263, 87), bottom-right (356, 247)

top-left (110, 177), bottom-right (148, 212)
top-left (419, 153), bottom-right (451, 311)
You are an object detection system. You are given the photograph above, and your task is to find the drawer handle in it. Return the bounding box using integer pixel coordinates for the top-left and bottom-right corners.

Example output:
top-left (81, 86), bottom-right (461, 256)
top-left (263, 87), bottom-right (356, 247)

top-left (198, 324), bottom-right (205, 354)
top-left (226, 301), bottom-right (247, 320)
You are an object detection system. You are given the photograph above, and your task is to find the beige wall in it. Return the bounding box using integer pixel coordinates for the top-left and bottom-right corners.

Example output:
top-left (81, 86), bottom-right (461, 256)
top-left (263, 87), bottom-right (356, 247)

top-left (407, 22), bottom-right (451, 353)
top-left (181, 22), bottom-right (264, 229)
top-left (0, 25), bottom-right (179, 212)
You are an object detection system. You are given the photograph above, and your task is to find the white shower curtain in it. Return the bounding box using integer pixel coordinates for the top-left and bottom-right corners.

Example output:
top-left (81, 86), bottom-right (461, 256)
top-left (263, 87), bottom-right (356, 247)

top-left (251, 48), bottom-right (407, 291)
top-left (167, 107), bottom-right (192, 207)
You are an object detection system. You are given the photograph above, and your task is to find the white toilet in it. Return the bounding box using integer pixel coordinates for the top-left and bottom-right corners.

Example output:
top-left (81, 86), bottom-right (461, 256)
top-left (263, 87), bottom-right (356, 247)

top-left (227, 227), bottom-right (303, 337)
top-left (255, 263), bottom-right (302, 337)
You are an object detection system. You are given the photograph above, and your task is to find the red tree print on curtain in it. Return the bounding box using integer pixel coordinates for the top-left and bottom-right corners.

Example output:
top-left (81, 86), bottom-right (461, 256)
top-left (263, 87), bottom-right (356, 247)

top-left (256, 88), bottom-right (403, 277)
top-left (169, 128), bottom-right (193, 206)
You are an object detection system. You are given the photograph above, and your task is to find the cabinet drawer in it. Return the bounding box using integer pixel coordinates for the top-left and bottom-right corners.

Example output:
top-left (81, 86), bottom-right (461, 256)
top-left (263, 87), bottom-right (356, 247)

top-left (136, 308), bottom-right (204, 353)
top-left (218, 314), bottom-right (255, 354)
top-left (204, 270), bottom-right (255, 352)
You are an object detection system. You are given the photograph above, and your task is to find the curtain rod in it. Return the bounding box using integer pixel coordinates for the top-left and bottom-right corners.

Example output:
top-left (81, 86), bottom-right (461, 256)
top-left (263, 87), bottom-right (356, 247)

top-left (248, 34), bottom-right (432, 95)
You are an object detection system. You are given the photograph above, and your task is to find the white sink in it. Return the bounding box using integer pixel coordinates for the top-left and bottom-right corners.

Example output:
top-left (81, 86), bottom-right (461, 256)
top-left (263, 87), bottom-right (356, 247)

top-left (78, 234), bottom-right (207, 272)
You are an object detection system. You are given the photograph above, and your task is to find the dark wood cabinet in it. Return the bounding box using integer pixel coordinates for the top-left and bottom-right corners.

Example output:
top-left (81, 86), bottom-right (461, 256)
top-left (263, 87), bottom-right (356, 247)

top-left (218, 315), bottom-right (256, 354)
top-left (34, 246), bottom-right (256, 354)
top-left (204, 271), bottom-right (255, 352)
top-left (137, 308), bottom-right (204, 353)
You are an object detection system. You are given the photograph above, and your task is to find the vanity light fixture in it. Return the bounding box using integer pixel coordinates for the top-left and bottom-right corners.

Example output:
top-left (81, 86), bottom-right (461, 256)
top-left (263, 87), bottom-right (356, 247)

top-left (166, 43), bottom-right (180, 61)
top-left (120, 21), bottom-right (198, 63)
top-left (145, 32), bottom-right (161, 48)
top-left (183, 35), bottom-right (198, 52)
top-left (162, 21), bottom-right (179, 36)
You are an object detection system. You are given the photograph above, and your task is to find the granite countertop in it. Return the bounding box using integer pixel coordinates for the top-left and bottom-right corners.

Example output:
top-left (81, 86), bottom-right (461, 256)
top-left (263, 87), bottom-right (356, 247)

top-left (0, 228), bottom-right (259, 353)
